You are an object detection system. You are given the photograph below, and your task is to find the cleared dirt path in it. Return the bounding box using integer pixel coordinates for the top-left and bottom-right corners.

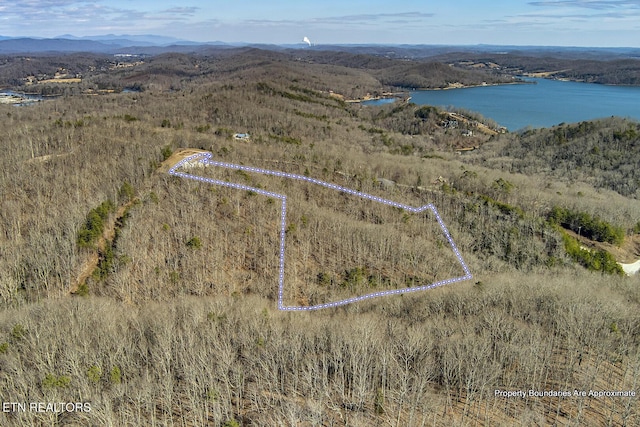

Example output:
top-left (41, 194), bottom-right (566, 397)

top-left (69, 199), bottom-right (138, 294)
top-left (70, 148), bottom-right (208, 295)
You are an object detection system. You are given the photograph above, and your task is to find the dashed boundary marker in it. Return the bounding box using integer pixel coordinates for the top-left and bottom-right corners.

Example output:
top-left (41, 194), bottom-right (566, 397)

top-left (169, 152), bottom-right (472, 311)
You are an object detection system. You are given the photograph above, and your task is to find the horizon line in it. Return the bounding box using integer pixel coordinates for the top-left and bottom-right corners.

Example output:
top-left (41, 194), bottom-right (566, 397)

top-left (0, 35), bottom-right (639, 50)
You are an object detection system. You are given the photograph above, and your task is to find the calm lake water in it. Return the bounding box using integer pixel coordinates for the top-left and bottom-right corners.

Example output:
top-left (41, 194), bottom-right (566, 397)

top-left (402, 78), bottom-right (640, 131)
top-left (0, 90), bottom-right (44, 106)
top-left (361, 97), bottom-right (397, 106)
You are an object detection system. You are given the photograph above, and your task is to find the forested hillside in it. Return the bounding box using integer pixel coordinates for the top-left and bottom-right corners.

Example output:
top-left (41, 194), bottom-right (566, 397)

top-left (434, 53), bottom-right (640, 86)
top-left (468, 118), bottom-right (640, 199)
top-left (1, 47), bottom-right (515, 97)
top-left (291, 50), bottom-right (516, 89)
top-left (0, 49), bottom-right (638, 426)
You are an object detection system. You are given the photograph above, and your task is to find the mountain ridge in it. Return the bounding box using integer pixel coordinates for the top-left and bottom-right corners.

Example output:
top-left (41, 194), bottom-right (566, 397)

top-left (1, 34), bottom-right (640, 58)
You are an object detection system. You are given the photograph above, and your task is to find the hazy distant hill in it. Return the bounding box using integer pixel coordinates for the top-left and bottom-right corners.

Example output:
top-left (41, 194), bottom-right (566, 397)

top-left (56, 34), bottom-right (189, 46)
top-left (0, 35), bottom-right (218, 54)
top-left (2, 34), bottom-right (640, 58)
top-left (0, 37), bottom-right (118, 54)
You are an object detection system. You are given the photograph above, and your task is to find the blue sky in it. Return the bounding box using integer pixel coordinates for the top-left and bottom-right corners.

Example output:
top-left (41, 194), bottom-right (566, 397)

top-left (0, 0), bottom-right (638, 46)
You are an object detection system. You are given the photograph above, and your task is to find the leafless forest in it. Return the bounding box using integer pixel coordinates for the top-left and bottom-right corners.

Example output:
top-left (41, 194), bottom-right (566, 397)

top-left (0, 49), bottom-right (638, 426)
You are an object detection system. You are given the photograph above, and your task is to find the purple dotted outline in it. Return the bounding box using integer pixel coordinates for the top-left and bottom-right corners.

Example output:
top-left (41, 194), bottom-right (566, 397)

top-left (169, 152), bottom-right (472, 311)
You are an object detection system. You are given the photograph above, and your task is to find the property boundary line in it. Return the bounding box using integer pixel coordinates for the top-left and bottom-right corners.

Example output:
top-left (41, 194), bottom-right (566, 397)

top-left (169, 152), bottom-right (472, 311)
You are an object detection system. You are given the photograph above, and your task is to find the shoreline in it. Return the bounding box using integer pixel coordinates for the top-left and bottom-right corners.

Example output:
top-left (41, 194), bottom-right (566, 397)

top-left (420, 80), bottom-right (530, 92)
top-left (0, 94), bottom-right (32, 104)
top-left (0, 90), bottom-right (45, 105)
top-left (345, 92), bottom-right (409, 103)
top-left (347, 80), bottom-right (528, 102)
top-left (518, 73), bottom-right (640, 88)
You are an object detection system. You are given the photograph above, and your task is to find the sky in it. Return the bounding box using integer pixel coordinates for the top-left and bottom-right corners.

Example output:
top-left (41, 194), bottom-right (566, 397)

top-left (0, 0), bottom-right (638, 47)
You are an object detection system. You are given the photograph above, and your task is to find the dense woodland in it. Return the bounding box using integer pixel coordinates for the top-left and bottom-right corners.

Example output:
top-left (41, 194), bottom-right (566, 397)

top-left (465, 118), bottom-right (640, 199)
top-left (0, 48), bottom-right (639, 426)
top-left (1, 47), bottom-right (516, 97)
top-left (434, 52), bottom-right (640, 86)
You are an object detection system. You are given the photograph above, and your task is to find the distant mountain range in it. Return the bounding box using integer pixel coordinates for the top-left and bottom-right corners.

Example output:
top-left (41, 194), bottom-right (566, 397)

top-left (0, 34), bottom-right (235, 54)
top-left (55, 34), bottom-right (191, 47)
top-left (0, 34), bottom-right (639, 59)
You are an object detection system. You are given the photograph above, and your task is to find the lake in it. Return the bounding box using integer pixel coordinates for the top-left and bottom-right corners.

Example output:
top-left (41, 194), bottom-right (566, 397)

top-left (361, 97), bottom-right (397, 106)
top-left (0, 90), bottom-right (44, 106)
top-left (403, 78), bottom-right (640, 131)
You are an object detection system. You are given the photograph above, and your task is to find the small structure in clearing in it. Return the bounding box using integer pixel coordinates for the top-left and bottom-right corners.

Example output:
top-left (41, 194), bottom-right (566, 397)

top-left (233, 133), bottom-right (250, 141)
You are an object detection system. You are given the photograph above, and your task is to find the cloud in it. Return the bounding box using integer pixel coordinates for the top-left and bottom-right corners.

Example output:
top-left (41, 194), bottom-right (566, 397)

top-left (243, 11), bottom-right (434, 30)
top-left (159, 7), bottom-right (200, 16)
top-left (524, 11), bottom-right (633, 18)
top-left (0, 1), bottom-right (132, 25)
top-left (4, 1), bottom-right (105, 16)
top-left (529, 0), bottom-right (640, 9)
top-left (319, 12), bottom-right (434, 22)
top-left (0, 1), bottom-right (198, 26)
top-left (0, 0), bottom-right (203, 36)
top-left (521, 0), bottom-right (640, 22)
top-left (5, 0), bottom-right (82, 10)
top-left (310, 11), bottom-right (434, 26)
